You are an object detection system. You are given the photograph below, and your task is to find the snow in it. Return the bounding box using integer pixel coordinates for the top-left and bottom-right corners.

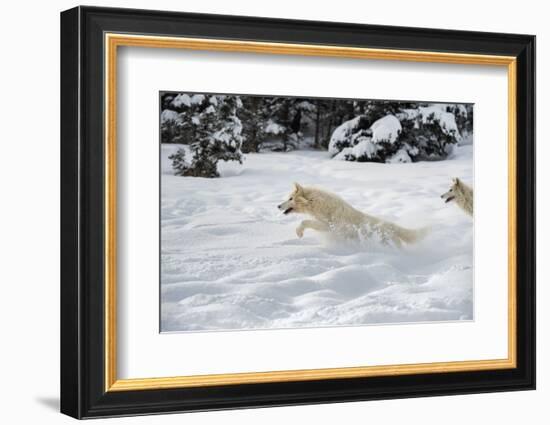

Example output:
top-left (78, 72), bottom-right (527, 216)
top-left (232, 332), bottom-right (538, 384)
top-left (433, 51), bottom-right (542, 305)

top-left (161, 143), bottom-right (191, 174)
top-left (171, 93), bottom-right (205, 108)
top-left (386, 148), bottom-right (412, 164)
top-left (296, 100), bottom-right (316, 112)
top-left (333, 137), bottom-right (379, 161)
top-left (171, 94), bottom-right (191, 108)
top-left (217, 159), bottom-right (245, 177)
top-left (212, 116), bottom-right (243, 146)
top-left (162, 144), bottom-right (244, 177)
top-left (161, 146), bottom-right (473, 332)
top-left (160, 109), bottom-right (182, 124)
top-left (370, 114), bottom-right (402, 144)
top-left (400, 105), bottom-right (461, 139)
top-left (418, 106), bottom-right (460, 137)
top-left (329, 114), bottom-right (401, 159)
top-left (204, 105), bottom-right (216, 114)
top-left (328, 116), bottom-right (362, 156)
top-left (265, 120), bottom-right (285, 135)
top-left (451, 104), bottom-right (468, 117)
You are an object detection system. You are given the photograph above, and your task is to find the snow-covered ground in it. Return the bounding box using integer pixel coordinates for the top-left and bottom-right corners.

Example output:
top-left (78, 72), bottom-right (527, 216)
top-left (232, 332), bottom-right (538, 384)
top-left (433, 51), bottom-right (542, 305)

top-left (160, 144), bottom-right (473, 332)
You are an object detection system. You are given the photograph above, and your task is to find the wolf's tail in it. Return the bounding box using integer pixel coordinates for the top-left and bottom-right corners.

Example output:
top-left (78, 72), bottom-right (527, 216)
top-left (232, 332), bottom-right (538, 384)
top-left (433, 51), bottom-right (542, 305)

top-left (399, 225), bottom-right (431, 244)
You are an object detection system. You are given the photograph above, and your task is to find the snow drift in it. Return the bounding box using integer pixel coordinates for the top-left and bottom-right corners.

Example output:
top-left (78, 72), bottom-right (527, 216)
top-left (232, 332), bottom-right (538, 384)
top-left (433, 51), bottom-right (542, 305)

top-left (160, 145), bottom-right (474, 332)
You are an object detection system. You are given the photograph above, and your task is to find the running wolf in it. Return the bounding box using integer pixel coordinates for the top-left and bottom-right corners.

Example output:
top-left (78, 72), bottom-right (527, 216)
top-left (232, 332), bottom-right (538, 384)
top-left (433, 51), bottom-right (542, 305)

top-left (278, 183), bottom-right (428, 246)
top-left (440, 177), bottom-right (473, 216)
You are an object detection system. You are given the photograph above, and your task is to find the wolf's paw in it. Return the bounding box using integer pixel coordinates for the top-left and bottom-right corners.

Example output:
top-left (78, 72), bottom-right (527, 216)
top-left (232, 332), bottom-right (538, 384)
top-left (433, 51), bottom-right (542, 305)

top-left (296, 226), bottom-right (304, 238)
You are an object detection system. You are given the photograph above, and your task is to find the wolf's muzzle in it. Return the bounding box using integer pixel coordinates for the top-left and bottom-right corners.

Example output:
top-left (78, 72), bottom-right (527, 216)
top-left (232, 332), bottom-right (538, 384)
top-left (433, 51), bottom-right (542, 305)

top-left (277, 203), bottom-right (293, 214)
top-left (441, 193), bottom-right (455, 203)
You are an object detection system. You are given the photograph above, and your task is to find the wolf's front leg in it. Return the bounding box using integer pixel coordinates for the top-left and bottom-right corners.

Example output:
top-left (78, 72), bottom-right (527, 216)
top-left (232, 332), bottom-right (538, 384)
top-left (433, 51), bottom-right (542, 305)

top-left (296, 220), bottom-right (329, 238)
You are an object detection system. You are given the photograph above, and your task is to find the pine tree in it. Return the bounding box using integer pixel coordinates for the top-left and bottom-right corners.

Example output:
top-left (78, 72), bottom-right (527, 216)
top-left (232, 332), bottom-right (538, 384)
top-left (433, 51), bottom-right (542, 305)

top-left (160, 109), bottom-right (185, 144)
top-left (240, 96), bottom-right (269, 153)
top-left (396, 105), bottom-right (461, 160)
top-left (160, 93), bottom-right (203, 145)
top-left (264, 97), bottom-right (304, 151)
top-left (328, 102), bottom-right (462, 163)
top-left (168, 148), bottom-right (188, 176)
top-left (316, 99), bottom-right (359, 149)
top-left (180, 95), bottom-right (244, 178)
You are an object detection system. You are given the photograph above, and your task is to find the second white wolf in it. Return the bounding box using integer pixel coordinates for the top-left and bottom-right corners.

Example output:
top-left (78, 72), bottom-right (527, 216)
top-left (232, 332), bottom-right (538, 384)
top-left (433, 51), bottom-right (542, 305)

top-left (440, 177), bottom-right (473, 216)
top-left (278, 183), bottom-right (428, 246)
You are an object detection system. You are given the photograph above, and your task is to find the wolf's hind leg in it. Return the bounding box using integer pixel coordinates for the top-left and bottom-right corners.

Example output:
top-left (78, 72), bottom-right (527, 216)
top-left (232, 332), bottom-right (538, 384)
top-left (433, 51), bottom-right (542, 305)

top-left (296, 220), bottom-right (329, 238)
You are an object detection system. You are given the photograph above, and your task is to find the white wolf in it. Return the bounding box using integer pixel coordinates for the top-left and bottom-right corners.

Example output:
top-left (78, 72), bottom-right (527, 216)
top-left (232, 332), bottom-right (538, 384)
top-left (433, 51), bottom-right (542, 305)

top-left (278, 183), bottom-right (428, 246)
top-left (440, 177), bottom-right (473, 216)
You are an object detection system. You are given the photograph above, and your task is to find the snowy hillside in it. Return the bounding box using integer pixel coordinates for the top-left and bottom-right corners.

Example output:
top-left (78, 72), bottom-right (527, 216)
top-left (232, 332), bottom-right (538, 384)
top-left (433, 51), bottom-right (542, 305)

top-left (160, 145), bottom-right (473, 332)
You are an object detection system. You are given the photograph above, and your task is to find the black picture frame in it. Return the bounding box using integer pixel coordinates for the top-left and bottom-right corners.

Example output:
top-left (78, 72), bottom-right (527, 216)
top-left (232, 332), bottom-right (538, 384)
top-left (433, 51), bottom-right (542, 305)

top-left (61, 5), bottom-right (535, 419)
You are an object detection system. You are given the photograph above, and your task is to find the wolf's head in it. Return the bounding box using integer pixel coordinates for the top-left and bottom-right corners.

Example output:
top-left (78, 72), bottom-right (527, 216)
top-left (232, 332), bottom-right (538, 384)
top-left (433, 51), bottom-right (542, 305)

top-left (278, 183), bottom-right (309, 215)
top-left (440, 177), bottom-right (462, 204)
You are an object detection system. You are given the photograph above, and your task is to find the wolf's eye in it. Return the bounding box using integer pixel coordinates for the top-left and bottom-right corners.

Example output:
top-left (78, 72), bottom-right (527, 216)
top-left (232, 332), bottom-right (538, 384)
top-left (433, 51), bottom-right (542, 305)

top-left (289, 197), bottom-right (293, 201)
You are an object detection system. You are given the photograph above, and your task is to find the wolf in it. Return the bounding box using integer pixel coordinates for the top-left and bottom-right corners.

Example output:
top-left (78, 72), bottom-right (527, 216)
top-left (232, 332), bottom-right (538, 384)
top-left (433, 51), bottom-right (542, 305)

top-left (440, 177), bottom-right (473, 216)
top-left (277, 183), bottom-right (428, 246)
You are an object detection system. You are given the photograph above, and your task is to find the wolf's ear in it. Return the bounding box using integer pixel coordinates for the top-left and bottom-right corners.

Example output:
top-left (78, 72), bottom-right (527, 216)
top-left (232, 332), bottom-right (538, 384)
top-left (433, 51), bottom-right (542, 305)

top-left (452, 177), bottom-right (460, 185)
top-left (293, 182), bottom-right (303, 193)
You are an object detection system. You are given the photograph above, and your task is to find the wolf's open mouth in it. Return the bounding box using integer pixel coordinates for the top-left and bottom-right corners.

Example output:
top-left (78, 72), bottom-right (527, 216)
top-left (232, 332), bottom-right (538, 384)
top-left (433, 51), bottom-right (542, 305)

top-left (444, 196), bottom-right (455, 203)
top-left (283, 208), bottom-right (293, 215)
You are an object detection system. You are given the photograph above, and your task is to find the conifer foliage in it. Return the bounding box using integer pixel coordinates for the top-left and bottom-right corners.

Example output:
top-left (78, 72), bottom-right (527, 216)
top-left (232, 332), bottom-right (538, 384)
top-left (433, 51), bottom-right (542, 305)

top-left (165, 93), bottom-right (244, 177)
top-left (160, 91), bottom-right (473, 175)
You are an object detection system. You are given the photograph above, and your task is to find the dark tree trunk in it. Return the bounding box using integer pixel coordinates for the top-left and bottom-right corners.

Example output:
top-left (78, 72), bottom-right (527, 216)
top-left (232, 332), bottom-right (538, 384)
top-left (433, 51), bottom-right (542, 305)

top-left (290, 109), bottom-right (302, 134)
top-left (314, 100), bottom-right (321, 148)
top-left (324, 100), bottom-right (336, 148)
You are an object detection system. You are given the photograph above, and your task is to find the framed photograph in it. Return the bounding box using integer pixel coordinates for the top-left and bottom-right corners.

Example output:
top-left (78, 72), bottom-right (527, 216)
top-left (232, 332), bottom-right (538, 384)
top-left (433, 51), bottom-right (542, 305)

top-left (60, 6), bottom-right (535, 419)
